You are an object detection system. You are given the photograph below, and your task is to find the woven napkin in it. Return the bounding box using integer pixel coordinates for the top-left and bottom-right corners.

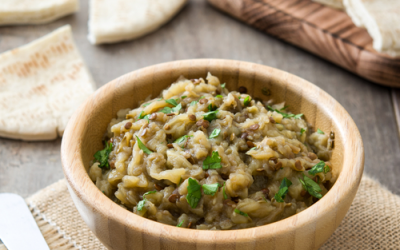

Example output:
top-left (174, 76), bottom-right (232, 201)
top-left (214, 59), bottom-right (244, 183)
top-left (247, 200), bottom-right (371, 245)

top-left (1, 175), bottom-right (399, 250)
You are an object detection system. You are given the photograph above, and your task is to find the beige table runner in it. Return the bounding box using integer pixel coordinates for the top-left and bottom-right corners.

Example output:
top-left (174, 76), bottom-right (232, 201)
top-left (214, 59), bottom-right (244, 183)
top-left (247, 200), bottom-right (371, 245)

top-left (1, 175), bottom-right (399, 250)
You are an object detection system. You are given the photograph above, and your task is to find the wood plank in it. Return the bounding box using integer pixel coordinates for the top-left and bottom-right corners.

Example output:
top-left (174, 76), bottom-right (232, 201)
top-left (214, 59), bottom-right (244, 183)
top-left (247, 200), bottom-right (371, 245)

top-left (0, 0), bottom-right (400, 198)
top-left (208, 0), bottom-right (400, 87)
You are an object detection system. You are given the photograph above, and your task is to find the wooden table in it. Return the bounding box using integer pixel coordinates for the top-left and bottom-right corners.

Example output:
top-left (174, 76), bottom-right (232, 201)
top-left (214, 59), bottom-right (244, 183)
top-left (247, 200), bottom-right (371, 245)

top-left (1, 0), bottom-right (400, 198)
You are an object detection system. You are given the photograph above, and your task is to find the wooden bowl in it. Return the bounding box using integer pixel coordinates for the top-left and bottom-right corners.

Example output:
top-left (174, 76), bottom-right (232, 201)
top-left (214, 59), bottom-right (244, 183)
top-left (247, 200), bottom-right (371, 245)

top-left (61, 59), bottom-right (364, 250)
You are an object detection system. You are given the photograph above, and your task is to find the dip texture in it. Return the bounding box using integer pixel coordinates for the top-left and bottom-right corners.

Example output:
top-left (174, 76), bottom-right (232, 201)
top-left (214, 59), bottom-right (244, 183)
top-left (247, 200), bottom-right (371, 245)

top-left (89, 73), bottom-right (334, 230)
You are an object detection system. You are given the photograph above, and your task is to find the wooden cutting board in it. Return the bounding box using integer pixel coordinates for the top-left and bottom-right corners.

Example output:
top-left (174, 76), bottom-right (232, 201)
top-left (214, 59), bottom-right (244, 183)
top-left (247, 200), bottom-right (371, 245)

top-left (208, 0), bottom-right (400, 87)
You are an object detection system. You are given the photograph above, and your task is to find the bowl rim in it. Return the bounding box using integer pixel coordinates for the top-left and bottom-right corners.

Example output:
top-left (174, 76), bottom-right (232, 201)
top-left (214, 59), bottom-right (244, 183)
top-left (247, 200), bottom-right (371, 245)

top-left (61, 59), bottom-right (364, 245)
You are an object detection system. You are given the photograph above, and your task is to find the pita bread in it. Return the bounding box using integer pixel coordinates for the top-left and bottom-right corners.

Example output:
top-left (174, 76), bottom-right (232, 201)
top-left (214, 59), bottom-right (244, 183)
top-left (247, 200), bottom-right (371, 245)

top-left (0, 25), bottom-right (95, 141)
top-left (313, 0), bottom-right (344, 9)
top-left (0, 0), bottom-right (78, 25)
top-left (343, 0), bottom-right (400, 57)
top-left (88, 0), bottom-right (188, 44)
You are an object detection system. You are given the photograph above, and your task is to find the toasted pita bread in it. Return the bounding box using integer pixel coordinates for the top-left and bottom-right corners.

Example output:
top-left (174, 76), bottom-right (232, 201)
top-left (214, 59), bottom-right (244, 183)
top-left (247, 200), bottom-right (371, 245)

top-left (0, 25), bottom-right (95, 141)
top-left (343, 0), bottom-right (400, 57)
top-left (0, 0), bottom-right (78, 25)
top-left (88, 0), bottom-right (187, 44)
top-left (313, 0), bottom-right (344, 9)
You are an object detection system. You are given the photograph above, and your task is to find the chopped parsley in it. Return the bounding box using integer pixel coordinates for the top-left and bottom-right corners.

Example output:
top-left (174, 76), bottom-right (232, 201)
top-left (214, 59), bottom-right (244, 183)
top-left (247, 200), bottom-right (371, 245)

top-left (234, 208), bottom-right (248, 217)
top-left (165, 99), bottom-right (179, 107)
top-left (222, 182), bottom-right (228, 199)
top-left (202, 151), bottom-right (222, 170)
top-left (243, 96), bottom-right (251, 106)
top-left (159, 107), bottom-right (172, 114)
top-left (299, 175), bottom-right (322, 199)
top-left (174, 135), bottom-right (193, 146)
top-left (138, 111), bottom-right (146, 119)
top-left (177, 221), bottom-right (184, 227)
top-left (267, 105), bottom-right (303, 119)
top-left (249, 147), bottom-right (257, 151)
top-left (202, 183), bottom-right (219, 196)
top-left (300, 128), bottom-right (306, 135)
top-left (209, 128), bottom-right (221, 139)
top-left (274, 177), bottom-right (292, 203)
top-left (172, 103), bottom-right (182, 113)
top-left (208, 103), bottom-right (217, 111)
top-left (215, 95), bottom-right (223, 98)
top-left (94, 141), bottom-right (113, 169)
top-left (181, 96), bottom-right (187, 99)
top-left (142, 102), bottom-right (152, 107)
top-left (137, 190), bottom-right (157, 211)
top-left (317, 129), bottom-right (324, 134)
top-left (221, 83), bottom-right (226, 88)
top-left (190, 101), bottom-right (198, 106)
top-left (324, 165), bottom-right (330, 173)
top-left (186, 178), bottom-right (202, 208)
top-left (136, 136), bottom-right (153, 154)
top-left (203, 110), bottom-right (218, 122)
top-left (308, 161), bottom-right (326, 176)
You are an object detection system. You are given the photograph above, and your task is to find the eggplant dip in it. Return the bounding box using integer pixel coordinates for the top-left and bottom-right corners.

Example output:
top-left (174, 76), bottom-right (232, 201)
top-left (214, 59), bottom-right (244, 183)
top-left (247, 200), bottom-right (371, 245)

top-left (89, 73), bottom-right (334, 230)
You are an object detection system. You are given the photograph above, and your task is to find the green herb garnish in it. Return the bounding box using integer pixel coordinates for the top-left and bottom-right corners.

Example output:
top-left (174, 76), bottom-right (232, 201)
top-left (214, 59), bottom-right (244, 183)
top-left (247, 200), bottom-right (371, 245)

top-left (274, 177), bottom-right (292, 203)
top-left (300, 128), bottom-right (305, 135)
top-left (299, 175), bottom-right (322, 199)
top-left (165, 99), bottom-right (179, 107)
top-left (215, 95), bottom-right (223, 98)
top-left (234, 208), bottom-right (248, 217)
top-left (138, 111), bottom-right (146, 119)
top-left (202, 183), bottom-right (219, 196)
top-left (249, 147), bottom-right (257, 151)
top-left (142, 102), bottom-right (152, 107)
top-left (186, 178), bottom-right (202, 208)
top-left (243, 96), bottom-right (251, 106)
top-left (209, 128), bottom-right (221, 139)
top-left (223, 182), bottom-right (228, 199)
top-left (317, 129), bottom-right (324, 134)
top-left (280, 106), bottom-right (289, 110)
top-left (203, 110), bottom-right (218, 122)
top-left (174, 135), bottom-right (193, 145)
top-left (267, 106), bottom-right (303, 119)
top-left (94, 141), bottom-right (113, 169)
top-left (181, 96), bottom-right (187, 99)
top-left (202, 151), bottom-right (222, 170)
top-left (136, 136), bottom-right (153, 154)
top-left (137, 190), bottom-right (157, 211)
top-left (159, 107), bottom-right (172, 114)
top-left (308, 161), bottom-right (326, 175)
top-left (190, 101), bottom-right (198, 106)
top-left (177, 221), bottom-right (184, 227)
top-left (172, 103), bottom-right (182, 113)
top-left (208, 103), bottom-right (217, 111)
top-left (324, 165), bottom-right (330, 173)
top-left (221, 83), bottom-right (226, 88)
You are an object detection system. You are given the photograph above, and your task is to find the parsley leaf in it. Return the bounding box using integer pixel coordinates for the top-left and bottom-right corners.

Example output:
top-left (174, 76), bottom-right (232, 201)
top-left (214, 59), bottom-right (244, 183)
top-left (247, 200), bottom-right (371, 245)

top-left (221, 83), bottom-right (226, 88)
top-left (215, 95), bottom-right (223, 98)
top-left (317, 129), bottom-right (324, 134)
top-left (209, 128), bottom-right (221, 139)
top-left (267, 105), bottom-right (303, 119)
top-left (234, 208), bottom-right (248, 217)
top-left (190, 101), bottom-right (198, 106)
top-left (177, 221), bottom-right (184, 227)
top-left (202, 183), bottom-right (219, 196)
top-left (172, 103), bottom-right (182, 113)
top-left (223, 182), bottom-right (228, 199)
top-left (94, 141), bottom-right (113, 169)
top-left (137, 190), bottom-right (157, 211)
top-left (136, 136), bottom-right (153, 154)
top-left (165, 99), bottom-right (178, 107)
top-left (208, 103), bottom-right (217, 111)
top-left (299, 175), bottom-right (322, 199)
top-left (308, 161), bottom-right (326, 176)
top-left (174, 135), bottom-right (193, 146)
top-left (324, 165), bottom-right (330, 173)
top-left (181, 96), bottom-right (187, 99)
top-left (203, 110), bottom-right (218, 122)
top-left (186, 178), bottom-right (202, 208)
top-left (280, 106), bottom-right (289, 110)
top-left (274, 177), bottom-right (292, 203)
top-left (202, 151), bottom-right (222, 170)
top-left (159, 107), bottom-right (172, 114)
top-left (300, 128), bottom-right (306, 135)
top-left (249, 147), bottom-right (257, 151)
top-left (243, 96), bottom-right (251, 106)
top-left (142, 102), bottom-right (152, 107)
top-left (138, 111), bottom-right (146, 119)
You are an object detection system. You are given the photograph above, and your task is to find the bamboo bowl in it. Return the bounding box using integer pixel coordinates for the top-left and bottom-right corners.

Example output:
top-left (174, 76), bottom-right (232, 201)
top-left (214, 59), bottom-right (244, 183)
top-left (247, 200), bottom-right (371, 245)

top-left (61, 59), bottom-right (364, 250)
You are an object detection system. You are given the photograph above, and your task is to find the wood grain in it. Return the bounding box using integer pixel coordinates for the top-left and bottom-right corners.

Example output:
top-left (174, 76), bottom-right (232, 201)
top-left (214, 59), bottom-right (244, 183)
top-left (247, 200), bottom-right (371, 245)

top-left (61, 59), bottom-right (364, 250)
top-left (207, 0), bottom-right (400, 87)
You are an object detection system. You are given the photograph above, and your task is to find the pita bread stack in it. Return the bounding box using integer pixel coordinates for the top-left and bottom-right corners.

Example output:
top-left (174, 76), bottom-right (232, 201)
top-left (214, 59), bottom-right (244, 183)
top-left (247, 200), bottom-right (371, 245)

top-left (88, 0), bottom-right (187, 44)
top-left (0, 25), bottom-right (95, 141)
top-left (343, 0), bottom-right (400, 57)
top-left (313, 0), bottom-right (344, 9)
top-left (0, 0), bottom-right (79, 25)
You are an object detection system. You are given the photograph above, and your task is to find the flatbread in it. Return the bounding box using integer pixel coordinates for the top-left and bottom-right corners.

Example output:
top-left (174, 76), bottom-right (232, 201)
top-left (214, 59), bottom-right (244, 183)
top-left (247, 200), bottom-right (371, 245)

top-left (343, 0), bottom-right (400, 57)
top-left (88, 0), bottom-right (188, 44)
top-left (0, 0), bottom-right (78, 25)
top-left (0, 25), bottom-right (95, 141)
top-left (313, 0), bottom-right (344, 9)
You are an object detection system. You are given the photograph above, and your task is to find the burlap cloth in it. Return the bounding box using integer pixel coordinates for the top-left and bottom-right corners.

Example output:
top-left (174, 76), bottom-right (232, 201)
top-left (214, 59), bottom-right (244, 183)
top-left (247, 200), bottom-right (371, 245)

top-left (1, 175), bottom-right (399, 250)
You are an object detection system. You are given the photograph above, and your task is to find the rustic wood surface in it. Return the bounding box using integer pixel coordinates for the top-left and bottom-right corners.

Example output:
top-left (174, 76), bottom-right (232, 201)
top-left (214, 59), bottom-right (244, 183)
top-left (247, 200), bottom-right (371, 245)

top-left (1, 0), bottom-right (400, 201)
top-left (207, 0), bottom-right (400, 87)
top-left (61, 59), bottom-right (364, 250)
